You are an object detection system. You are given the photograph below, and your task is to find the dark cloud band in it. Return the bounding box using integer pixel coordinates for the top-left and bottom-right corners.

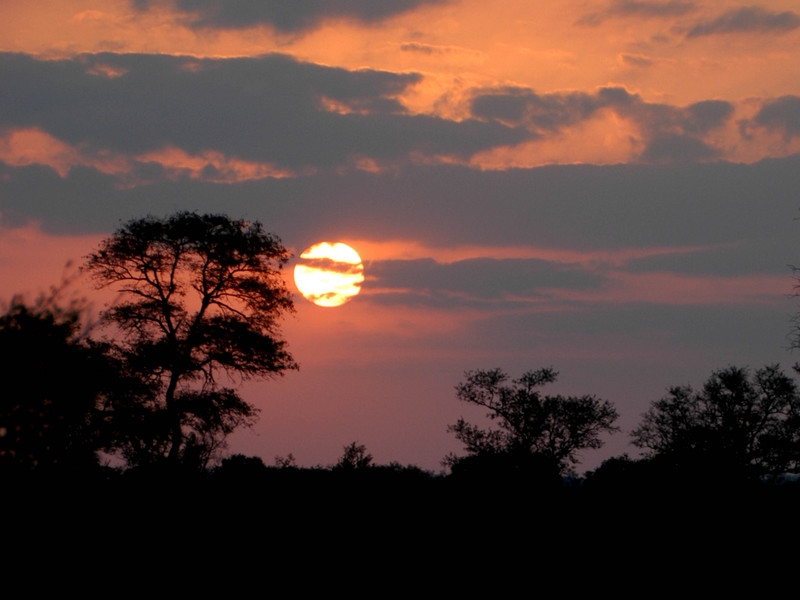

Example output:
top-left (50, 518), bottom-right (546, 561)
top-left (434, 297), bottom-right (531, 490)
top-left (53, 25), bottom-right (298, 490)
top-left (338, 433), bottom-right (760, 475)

top-left (135, 0), bottom-right (450, 33)
top-left (0, 52), bottom-right (527, 170)
top-left (686, 6), bottom-right (800, 37)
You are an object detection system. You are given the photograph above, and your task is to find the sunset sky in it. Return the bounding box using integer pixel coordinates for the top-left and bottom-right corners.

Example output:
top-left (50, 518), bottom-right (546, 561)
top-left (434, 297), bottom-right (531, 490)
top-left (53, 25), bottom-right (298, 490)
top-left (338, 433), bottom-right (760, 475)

top-left (2, 0), bottom-right (800, 473)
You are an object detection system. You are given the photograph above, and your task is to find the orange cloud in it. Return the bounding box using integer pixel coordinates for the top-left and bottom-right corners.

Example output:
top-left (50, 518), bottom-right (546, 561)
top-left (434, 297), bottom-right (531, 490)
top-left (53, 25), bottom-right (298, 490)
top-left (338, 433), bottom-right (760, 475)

top-left (0, 128), bottom-right (128, 177)
top-left (469, 111), bottom-right (642, 168)
top-left (0, 128), bottom-right (296, 183)
top-left (0, 128), bottom-right (80, 176)
top-left (135, 146), bottom-right (296, 182)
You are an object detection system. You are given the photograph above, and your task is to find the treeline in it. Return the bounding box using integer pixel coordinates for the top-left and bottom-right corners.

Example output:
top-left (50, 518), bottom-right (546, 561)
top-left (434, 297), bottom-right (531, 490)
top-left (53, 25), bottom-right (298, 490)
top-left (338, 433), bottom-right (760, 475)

top-left (3, 212), bottom-right (800, 504)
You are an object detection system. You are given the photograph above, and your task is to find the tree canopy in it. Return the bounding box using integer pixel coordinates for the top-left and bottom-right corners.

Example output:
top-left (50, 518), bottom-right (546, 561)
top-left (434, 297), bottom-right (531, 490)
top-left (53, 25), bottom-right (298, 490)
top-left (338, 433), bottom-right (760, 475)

top-left (84, 211), bottom-right (298, 468)
top-left (445, 368), bottom-right (619, 477)
top-left (334, 441), bottom-right (373, 470)
top-left (630, 364), bottom-right (800, 481)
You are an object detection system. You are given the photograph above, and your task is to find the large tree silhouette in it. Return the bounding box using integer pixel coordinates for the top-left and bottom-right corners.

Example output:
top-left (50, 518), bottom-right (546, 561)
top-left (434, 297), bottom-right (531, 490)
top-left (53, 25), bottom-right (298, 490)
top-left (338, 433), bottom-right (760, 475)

top-left (631, 364), bottom-right (800, 482)
top-left (445, 368), bottom-right (619, 477)
top-left (84, 212), bottom-right (297, 468)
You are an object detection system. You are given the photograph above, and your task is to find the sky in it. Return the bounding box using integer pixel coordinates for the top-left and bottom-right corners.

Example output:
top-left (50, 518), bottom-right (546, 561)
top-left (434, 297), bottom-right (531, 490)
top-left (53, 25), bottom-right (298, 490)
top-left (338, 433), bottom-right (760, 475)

top-left (1, 0), bottom-right (800, 474)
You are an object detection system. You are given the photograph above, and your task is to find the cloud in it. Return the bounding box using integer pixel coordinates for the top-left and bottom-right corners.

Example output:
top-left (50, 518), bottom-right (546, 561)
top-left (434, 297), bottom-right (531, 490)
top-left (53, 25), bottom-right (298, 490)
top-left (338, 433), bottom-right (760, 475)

top-left (640, 132), bottom-right (720, 163)
top-left (467, 85), bottom-right (733, 163)
top-left (618, 53), bottom-right (654, 68)
top-left (368, 257), bottom-right (603, 308)
top-left (608, 94), bottom-right (734, 137)
top-left (400, 42), bottom-right (440, 55)
top-left (360, 253), bottom-right (789, 314)
top-left (0, 128), bottom-right (293, 183)
top-left (352, 240), bottom-right (788, 314)
top-left (626, 239), bottom-right (791, 277)
top-left (0, 52), bottom-right (528, 172)
top-left (4, 151), bottom-right (799, 279)
top-left (469, 87), bottom-right (600, 132)
top-left (751, 95), bottom-right (800, 140)
top-left (399, 42), bottom-right (482, 61)
top-left (577, 0), bottom-right (696, 26)
top-left (0, 128), bottom-right (100, 177)
top-left (685, 6), bottom-right (800, 38)
top-left (135, 0), bottom-right (450, 33)
top-left (681, 100), bottom-right (735, 134)
top-left (0, 51), bottom-right (780, 174)
top-left (361, 251), bottom-right (786, 311)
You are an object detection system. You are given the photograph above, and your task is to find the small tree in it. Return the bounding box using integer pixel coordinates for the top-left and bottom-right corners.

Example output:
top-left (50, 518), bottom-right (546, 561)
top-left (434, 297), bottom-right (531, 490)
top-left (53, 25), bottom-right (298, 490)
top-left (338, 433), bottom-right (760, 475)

top-left (445, 368), bottom-right (619, 476)
top-left (334, 442), bottom-right (373, 470)
top-left (84, 212), bottom-right (298, 469)
top-left (631, 364), bottom-right (800, 481)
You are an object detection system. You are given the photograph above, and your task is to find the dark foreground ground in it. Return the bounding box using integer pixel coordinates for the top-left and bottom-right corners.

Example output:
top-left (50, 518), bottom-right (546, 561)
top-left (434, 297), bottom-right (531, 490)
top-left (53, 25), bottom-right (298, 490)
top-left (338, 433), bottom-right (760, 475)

top-left (4, 466), bottom-right (797, 592)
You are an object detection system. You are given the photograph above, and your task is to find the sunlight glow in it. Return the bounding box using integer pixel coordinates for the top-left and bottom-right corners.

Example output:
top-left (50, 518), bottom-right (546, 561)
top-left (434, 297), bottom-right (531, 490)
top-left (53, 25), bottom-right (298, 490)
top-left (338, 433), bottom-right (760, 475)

top-left (293, 242), bottom-right (365, 307)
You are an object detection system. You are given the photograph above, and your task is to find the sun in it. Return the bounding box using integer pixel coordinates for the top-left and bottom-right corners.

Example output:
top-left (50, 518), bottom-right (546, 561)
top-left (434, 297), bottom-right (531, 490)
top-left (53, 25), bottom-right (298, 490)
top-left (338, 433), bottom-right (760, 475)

top-left (293, 242), bottom-right (365, 307)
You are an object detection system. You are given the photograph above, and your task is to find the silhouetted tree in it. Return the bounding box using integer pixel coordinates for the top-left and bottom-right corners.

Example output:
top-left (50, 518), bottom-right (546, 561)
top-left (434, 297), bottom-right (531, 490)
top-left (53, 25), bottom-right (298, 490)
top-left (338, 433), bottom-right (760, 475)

top-left (84, 212), bottom-right (298, 469)
top-left (274, 453), bottom-right (297, 468)
top-left (445, 368), bottom-right (619, 477)
top-left (0, 295), bottom-right (108, 476)
top-left (334, 441), bottom-right (373, 470)
top-left (631, 364), bottom-right (800, 482)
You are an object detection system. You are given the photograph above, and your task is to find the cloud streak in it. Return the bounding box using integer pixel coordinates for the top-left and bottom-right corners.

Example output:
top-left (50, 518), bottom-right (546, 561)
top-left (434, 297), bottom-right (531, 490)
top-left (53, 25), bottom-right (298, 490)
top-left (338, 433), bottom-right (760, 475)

top-left (135, 0), bottom-right (451, 33)
top-left (577, 0), bottom-right (697, 26)
top-left (686, 6), bottom-right (800, 37)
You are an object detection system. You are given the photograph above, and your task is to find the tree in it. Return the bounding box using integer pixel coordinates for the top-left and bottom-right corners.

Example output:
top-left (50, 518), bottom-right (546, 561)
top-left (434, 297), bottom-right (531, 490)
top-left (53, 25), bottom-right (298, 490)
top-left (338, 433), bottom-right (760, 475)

top-left (445, 368), bottom-right (619, 476)
top-left (630, 364), bottom-right (800, 482)
top-left (0, 294), bottom-right (109, 476)
top-left (84, 212), bottom-right (298, 469)
top-left (334, 441), bottom-right (373, 470)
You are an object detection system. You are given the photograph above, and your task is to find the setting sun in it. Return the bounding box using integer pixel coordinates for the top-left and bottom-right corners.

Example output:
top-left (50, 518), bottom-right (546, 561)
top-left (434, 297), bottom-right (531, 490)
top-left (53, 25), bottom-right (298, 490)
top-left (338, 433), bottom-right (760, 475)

top-left (293, 242), bottom-right (365, 307)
